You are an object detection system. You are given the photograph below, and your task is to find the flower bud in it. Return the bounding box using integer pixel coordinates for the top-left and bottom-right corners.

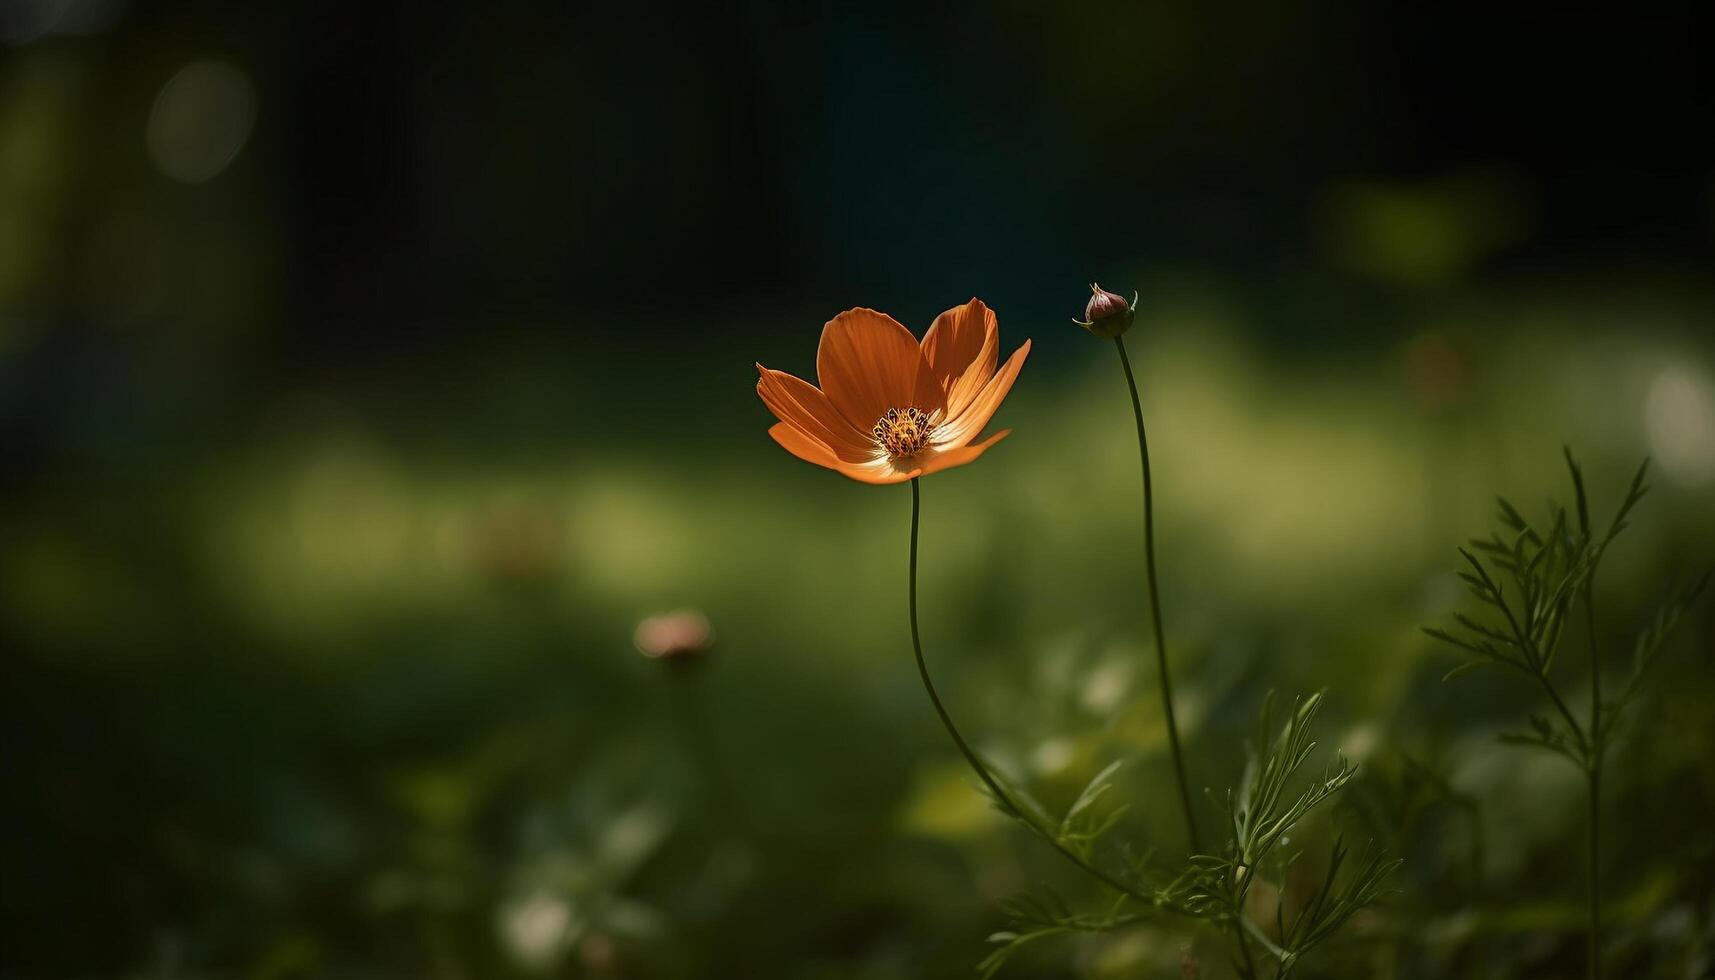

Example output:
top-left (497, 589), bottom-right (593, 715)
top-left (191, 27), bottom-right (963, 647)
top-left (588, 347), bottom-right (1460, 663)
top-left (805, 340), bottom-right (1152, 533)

top-left (634, 609), bottom-right (714, 667)
top-left (1074, 282), bottom-right (1137, 338)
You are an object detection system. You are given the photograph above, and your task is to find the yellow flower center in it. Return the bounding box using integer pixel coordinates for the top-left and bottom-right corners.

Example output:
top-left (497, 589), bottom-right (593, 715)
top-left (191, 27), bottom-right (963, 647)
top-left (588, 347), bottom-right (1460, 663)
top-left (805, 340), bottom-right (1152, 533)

top-left (872, 407), bottom-right (936, 458)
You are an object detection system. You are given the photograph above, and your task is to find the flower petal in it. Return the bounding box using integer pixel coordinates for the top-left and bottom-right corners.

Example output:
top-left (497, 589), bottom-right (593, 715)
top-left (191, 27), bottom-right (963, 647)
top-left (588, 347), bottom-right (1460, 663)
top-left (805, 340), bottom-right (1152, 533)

top-left (768, 421), bottom-right (921, 484)
top-left (933, 339), bottom-right (1030, 450)
top-left (833, 457), bottom-right (920, 485)
top-left (915, 429), bottom-right (1012, 478)
top-left (826, 428), bottom-right (1014, 484)
top-left (767, 422), bottom-right (842, 471)
top-left (817, 308), bottom-right (944, 431)
top-left (756, 365), bottom-right (878, 462)
top-left (922, 298), bottom-right (998, 417)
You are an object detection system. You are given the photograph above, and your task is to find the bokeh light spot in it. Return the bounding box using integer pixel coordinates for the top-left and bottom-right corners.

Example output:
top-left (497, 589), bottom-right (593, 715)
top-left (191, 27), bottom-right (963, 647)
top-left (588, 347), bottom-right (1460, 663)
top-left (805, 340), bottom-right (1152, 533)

top-left (0, 0), bottom-right (71, 44)
top-left (1316, 169), bottom-right (1532, 287)
top-left (1644, 365), bottom-right (1715, 487)
top-left (146, 59), bottom-right (256, 184)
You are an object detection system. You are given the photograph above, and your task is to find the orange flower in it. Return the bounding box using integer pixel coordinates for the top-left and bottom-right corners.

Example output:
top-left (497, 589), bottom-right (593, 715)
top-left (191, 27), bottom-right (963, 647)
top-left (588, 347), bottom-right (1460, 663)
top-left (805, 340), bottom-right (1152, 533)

top-left (756, 299), bottom-right (1031, 484)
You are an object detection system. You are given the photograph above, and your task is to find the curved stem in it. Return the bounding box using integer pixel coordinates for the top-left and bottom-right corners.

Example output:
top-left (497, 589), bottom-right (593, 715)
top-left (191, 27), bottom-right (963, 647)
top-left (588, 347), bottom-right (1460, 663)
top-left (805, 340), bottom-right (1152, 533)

top-left (906, 478), bottom-right (1150, 905)
top-left (1114, 337), bottom-right (1200, 853)
top-left (1584, 581), bottom-right (1601, 980)
top-left (1536, 674), bottom-right (1589, 754)
top-left (1114, 339), bottom-right (1258, 978)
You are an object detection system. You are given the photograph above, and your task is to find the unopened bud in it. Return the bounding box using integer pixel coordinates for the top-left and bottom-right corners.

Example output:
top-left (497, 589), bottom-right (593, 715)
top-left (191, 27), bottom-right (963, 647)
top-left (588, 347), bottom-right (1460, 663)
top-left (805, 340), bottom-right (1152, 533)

top-left (1074, 282), bottom-right (1137, 338)
top-left (634, 610), bottom-right (714, 667)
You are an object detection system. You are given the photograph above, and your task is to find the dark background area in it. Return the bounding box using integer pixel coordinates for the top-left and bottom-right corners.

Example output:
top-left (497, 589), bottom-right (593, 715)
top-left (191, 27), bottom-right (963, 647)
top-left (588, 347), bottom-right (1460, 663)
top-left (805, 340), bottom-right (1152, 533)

top-left (6, 1), bottom-right (1714, 354)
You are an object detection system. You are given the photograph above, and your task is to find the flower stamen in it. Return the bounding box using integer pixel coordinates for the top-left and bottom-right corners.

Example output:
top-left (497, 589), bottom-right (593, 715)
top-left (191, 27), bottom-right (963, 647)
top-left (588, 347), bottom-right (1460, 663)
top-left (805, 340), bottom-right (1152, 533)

top-left (872, 407), bottom-right (937, 459)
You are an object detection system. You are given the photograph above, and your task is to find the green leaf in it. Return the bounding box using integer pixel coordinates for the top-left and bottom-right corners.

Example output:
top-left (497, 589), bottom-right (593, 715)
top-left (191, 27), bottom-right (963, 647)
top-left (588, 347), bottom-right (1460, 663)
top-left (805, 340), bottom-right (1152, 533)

top-left (1442, 660), bottom-right (1489, 682)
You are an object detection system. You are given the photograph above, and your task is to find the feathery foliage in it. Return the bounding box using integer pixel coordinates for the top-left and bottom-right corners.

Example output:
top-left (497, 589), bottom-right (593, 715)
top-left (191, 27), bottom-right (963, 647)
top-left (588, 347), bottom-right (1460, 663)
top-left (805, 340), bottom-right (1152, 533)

top-left (1424, 450), bottom-right (1708, 979)
top-left (976, 693), bottom-right (1396, 978)
top-left (1425, 453), bottom-right (1705, 771)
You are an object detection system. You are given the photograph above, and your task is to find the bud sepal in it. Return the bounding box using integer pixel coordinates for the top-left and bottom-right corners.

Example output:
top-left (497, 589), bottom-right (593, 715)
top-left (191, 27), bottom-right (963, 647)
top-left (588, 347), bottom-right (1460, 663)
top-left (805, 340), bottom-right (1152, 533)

top-left (1073, 282), bottom-right (1137, 338)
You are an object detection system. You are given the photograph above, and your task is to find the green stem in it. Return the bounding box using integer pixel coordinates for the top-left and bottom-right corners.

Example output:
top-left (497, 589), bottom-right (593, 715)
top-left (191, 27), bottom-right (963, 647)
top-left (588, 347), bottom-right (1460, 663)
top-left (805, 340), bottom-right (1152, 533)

top-left (1584, 581), bottom-right (1601, 980)
top-left (1536, 674), bottom-right (1589, 754)
top-left (906, 478), bottom-right (1151, 905)
top-left (1113, 337), bottom-right (1200, 851)
top-left (1115, 338), bottom-right (1258, 979)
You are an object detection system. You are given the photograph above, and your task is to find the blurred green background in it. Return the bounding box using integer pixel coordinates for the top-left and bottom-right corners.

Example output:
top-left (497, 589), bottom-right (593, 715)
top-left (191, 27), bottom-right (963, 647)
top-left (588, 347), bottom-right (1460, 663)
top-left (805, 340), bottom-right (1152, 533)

top-left (2, 2), bottom-right (1713, 977)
